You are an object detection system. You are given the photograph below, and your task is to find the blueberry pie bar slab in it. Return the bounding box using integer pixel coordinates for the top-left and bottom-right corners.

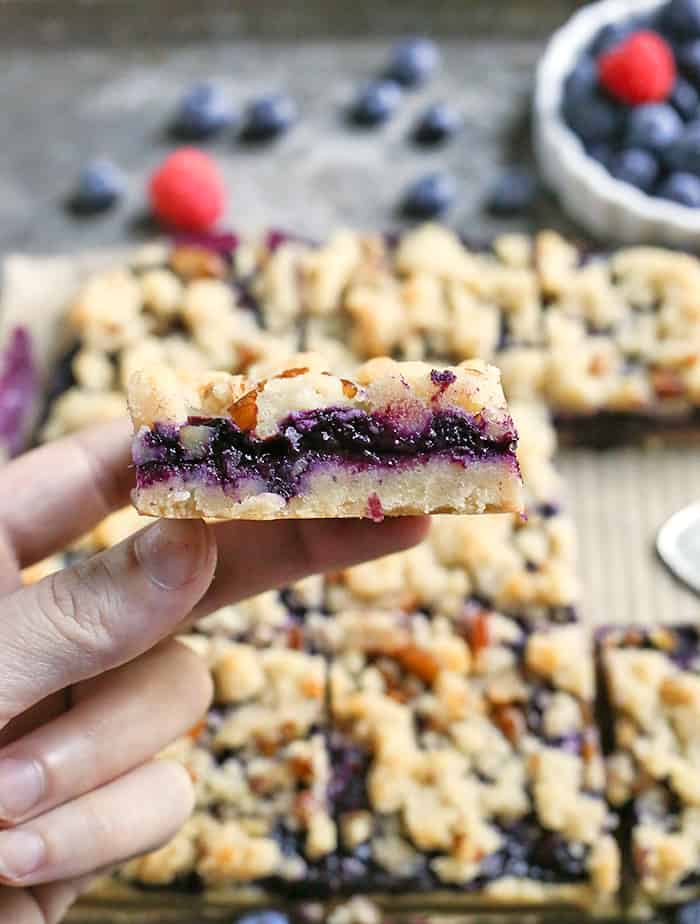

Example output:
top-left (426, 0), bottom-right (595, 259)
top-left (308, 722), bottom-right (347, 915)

top-left (128, 356), bottom-right (524, 520)
top-left (316, 608), bottom-right (620, 913)
top-left (599, 626), bottom-right (700, 913)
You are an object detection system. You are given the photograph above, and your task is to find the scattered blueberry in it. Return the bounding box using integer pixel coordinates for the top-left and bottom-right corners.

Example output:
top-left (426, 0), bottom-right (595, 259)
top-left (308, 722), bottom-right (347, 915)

top-left (626, 103), bottom-right (683, 152)
top-left (678, 39), bottom-right (700, 85)
top-left (662, 0), bottom-right (700, 38)
top-left (172, 82), bottom-right (236, 139)
top-left (69, 159), bottom-right (126, 213)
top-left (413, 101), bottom-right (462, 144)
top-left (658, 171), bottom-right (700, 207)
top-left (564, 56), bottom-right (599, 105)
top-left (401, 172), bottom-right (457, 219)
top-left (235, 912), bottom-right (289, 924)
top-left (676, 901), bottom-right (700, 924)
top-left (242, 94), bottom-right (298, 141)
top-left (386, 37), bottom-right (439, 87)
top-left (486, 169), bottom-right (538, 216)
top-left (564, 92), bottom-right (621, 145)
top-left (671, 77), bottom-right (700, 121)
top-left (608, 148), bottom-right (659, 192)
top-left (665, 120), bottom-right (700, 173)
top-left (349, 79), bottom-right (402, 126)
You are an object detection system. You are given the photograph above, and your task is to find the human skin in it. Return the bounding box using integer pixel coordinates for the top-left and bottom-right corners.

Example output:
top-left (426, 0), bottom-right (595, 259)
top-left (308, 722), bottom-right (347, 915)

top-left (0, 418), bottom-right (428, 923)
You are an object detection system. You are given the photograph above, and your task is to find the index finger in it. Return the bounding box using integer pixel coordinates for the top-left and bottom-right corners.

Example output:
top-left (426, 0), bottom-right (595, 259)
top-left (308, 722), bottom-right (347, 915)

top-left (0, 419), bottom-right (132, 567)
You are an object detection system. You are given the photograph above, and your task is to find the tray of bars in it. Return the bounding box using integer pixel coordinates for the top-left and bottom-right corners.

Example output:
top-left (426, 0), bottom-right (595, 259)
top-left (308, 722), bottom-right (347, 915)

top-left (0, 225), bottom-right (698, 923)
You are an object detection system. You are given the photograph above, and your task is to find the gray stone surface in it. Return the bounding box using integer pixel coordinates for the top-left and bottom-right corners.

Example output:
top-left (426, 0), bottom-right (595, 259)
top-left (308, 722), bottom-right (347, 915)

top-left (0, 1), bottom-right (589, 257)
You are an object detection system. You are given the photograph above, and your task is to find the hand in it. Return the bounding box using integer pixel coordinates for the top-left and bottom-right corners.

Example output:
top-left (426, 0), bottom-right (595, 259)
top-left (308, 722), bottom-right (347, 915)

top-left (0, 419), bottom-right (428, 923)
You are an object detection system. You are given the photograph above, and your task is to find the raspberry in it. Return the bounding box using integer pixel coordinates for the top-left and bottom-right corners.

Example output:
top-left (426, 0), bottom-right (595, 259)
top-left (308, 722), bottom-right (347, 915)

top-left (149, 148), bottom-right (225, 232)
top-left (598, 31), bottom-right (676, 105)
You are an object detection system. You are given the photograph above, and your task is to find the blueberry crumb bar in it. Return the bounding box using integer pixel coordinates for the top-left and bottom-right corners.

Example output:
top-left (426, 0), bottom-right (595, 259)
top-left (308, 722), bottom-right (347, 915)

top-left (127, 356), bottom-right (524, 520)
top-left (599, 626), bottom-right (700, 912)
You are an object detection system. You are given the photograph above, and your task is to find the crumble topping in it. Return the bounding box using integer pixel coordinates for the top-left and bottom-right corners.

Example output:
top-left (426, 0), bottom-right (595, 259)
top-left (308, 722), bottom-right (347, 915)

top-left (39, 224), bottom-right (700, 910)
top-left (599, 627), bottom-right (700, 900)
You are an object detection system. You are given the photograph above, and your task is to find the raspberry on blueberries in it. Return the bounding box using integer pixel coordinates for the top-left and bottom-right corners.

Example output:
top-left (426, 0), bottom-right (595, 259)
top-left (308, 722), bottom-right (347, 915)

top-left (386, 37), bottom-right (439, 87)
top-left (173, 82), bottom-right (236, 139)
top-left (626, 103), bottom-right (683, 151)
top-left (242, 94), bottom-right (298, 141)
top-left (609, 148), bottom-right (659, 192)
top-left (671, 78), bottom-right (700, 121)
top-left (148, 147), bottom-right (225, 231)
top-left (349, 80), bottom-right (402, 126)
top-left (401, 172), bottom-right (456, 219)
top-left (69, 159), bottom-right (126, 214)
top-left (486, 169), bottom-right (538, 216)
top-left (658, 171), bottom-right (700, 206)
top-left (662, 0), bottom-right (700, 38)
top-left (413, 102), bottom-right (462, 144)
top-left (598, 31), bottom-right (676, 105)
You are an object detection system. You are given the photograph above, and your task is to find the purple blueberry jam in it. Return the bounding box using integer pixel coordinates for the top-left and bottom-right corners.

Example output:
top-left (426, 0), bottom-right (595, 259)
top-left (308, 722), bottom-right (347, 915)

top-left (134, 406), bottom-right (518, 499)
top-left (0, 327), bottom-right (37, 457)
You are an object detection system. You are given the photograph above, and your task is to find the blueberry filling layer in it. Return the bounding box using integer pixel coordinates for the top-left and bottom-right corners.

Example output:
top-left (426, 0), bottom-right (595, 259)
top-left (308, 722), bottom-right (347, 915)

top-left (134, 407), bottom-right (518, 500)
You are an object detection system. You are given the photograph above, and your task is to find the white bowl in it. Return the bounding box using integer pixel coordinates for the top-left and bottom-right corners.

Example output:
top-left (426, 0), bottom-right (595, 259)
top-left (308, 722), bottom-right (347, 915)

top-left (534, 0), bottom-right (700, 247)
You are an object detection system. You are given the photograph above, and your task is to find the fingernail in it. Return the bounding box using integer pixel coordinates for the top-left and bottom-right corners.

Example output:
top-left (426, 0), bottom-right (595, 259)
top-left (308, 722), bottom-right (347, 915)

top-left (135, 520), bottom-right (209, 591)
top-left (0, 759), bottom-right (44, 821)
top-left (0, 830), bottom-right (45, 880)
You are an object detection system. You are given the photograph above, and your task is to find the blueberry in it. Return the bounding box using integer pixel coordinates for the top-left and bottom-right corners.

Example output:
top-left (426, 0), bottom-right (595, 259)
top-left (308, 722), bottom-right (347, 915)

top-left (676, 900), bottom-right (700, 924)
top-left (70, 159), bottom-right (125, 213)
top-left (608, 148), bottom-right (659, 192)
top-left (486, 169), bottom-right (538, 216)
top-left (658, 171), bottom-right (700, 206)
top-left (413, 101), bottom-right (462, 144)
top-left (671, 78), bottom-right (700, 121)
top-left (386, 37), bottom-right (439, 87)
top-left (243, 94), bottom-right (297, 141)
top-left (678, 39), bottom-right (700, 85)
top-left (564, 56), bottom-right (598, 105)
top-left (665, 120), bottom-right (700, 173)
top-left (401, 172), bottom-right (457, 219)
top-left (589, 22), bottom-right (634, 56)
top-left (172, 82), bottom-right (236, 139)
top-left (586, 141), bottom-right (613, 167)
top-left (626, 103), bottom-right (683, 152)
top-left (662, 0), bottom-right (700, 37)
top-left (236, 912), bottom-right (289, 924)
top-left (349, 79), bottom-right (402, 126)
top-left (564, 92), bottom-right (621, 145)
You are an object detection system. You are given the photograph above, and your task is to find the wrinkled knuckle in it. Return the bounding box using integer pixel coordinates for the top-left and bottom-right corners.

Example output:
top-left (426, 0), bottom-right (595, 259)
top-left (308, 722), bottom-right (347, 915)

top-left (38, 562), bottom-right (119, 668)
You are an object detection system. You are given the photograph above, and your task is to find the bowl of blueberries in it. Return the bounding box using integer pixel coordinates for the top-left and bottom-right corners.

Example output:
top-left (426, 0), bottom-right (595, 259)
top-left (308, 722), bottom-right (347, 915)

top-left (535, 0), bottom-right (700, 245)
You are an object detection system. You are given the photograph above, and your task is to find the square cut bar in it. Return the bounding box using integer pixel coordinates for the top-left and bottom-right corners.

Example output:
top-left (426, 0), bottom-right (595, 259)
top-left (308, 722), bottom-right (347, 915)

top-left (127, 355), bottom-right (524, 520)
top-left (119, 633), bottom-right (339, 895)
top-left (599, 625), bottom-right (700, 911)
top-left (312, 607), bottom-right (620, 913)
